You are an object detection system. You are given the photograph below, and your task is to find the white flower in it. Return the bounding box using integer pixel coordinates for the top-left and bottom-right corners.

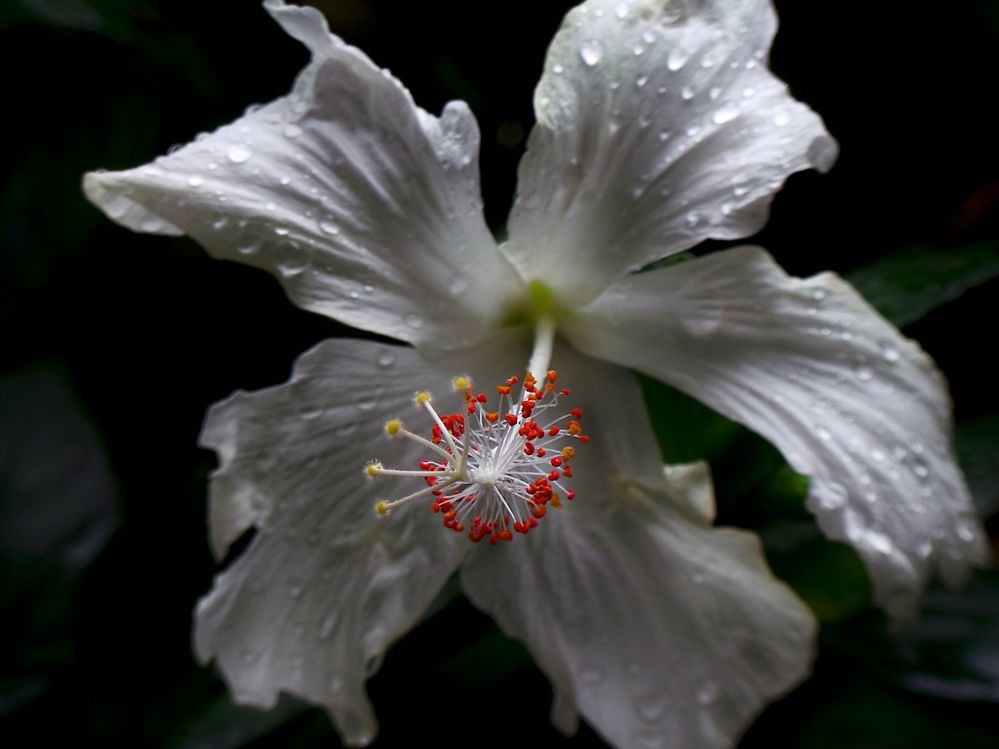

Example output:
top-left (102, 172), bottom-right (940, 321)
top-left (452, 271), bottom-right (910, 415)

top-left (83, 1), bottom-right (988, 747)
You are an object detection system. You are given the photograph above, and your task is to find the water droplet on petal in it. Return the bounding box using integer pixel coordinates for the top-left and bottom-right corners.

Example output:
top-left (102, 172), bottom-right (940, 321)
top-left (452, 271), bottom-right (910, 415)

top-left (853, 364), bottom-right (874, 382)
top-left (680, 85), bottom-right (695, 100)
top-left (580, 40), bottom-right (603, 66)
top-left (553, 63), bottom-right (565, 74)
top-left (377, 351), bottom-right (396, 368)
top-left (712, 105), bottom-right (741, 124)
top-left (880, 342), bottom-right (900, 362)
top-left (696, 681), bottom-right (720, 706)
top-left (227, 144), bottom-right (253, 164)
top-left (319, 220), bottom-right (340, 236)
top-left (668, 49), bottom-right (690, 71)
top-left (187, 175), bottom-right (205, 188)
top-left (404, 312), bottom-right (423, 329)
top-left (818, 481), bottom-right (847, 510)
top-left (636, 694), bottom-right (667, 722)
top-left (283, 123), bottom-right (303, 139)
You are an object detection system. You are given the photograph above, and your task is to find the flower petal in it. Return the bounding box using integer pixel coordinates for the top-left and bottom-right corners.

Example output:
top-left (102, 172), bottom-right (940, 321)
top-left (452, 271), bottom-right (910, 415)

top-left (461, 352), bottom-right (815, 749)
top-left (504, 0), bottom-right (837, 303)
top-left (83, 0), bottom-right (520, 348)
top-left (196, 338), bottom-right (493, 746)
top-left (567, 247), bottom-right (990, 619)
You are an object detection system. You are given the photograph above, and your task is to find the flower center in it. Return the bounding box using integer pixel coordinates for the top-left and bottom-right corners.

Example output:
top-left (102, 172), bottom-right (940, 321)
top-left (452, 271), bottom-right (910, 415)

top-left (367, 370), bottom-right (588, 544)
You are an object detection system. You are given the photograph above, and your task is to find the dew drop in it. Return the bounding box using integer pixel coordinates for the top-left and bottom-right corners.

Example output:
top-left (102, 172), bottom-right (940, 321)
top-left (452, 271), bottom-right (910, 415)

top-left (712, 105), bottom-right (741, 124)
top-left (319, 220), bottom-right (340, 236)
top-left (853, 364), bottom-right (874, 382)
top-left (553, 63), bottom-right (565, 75)
top-left (404, 312), bottom-right (423, 329)
top-left (226, 144), bottom-right (252, 164)
top-left (696, 681), bottom-right (720, 707)
top-left (668, 49), bottom-right (690, 71)
top-left (956, 518), bottom-right (977, 543)
top-left (241, 649), bottom-right (260, 667)
top-left (912, 459), bottom-right (930, 478)
top-left (680, 85), bottom-right (695, 100)
top-left (274, 226), bottom-right (290, 237)
top-left (880, 342), bottom-right (900, 362)
top-left (237, 245), bottom-right (258, 256)
top-left (579, 39), bottom-right (603, 66)
top-left (633, 731), bottom-right (664, 749)
top-left (377, 351), bottom-right (396, 368)
top-left (187, 175), bottom-right (205, 188)
top-left (283, 123), bottom-right (303, 139)
top-left (773, 111), bottom-right (791, 127)
top-left (636, 694), bottom-right (667, 722)
top-left (819, 482), bottom-right (847, 511)
top-left (614, 3), bottom-right (628, 19)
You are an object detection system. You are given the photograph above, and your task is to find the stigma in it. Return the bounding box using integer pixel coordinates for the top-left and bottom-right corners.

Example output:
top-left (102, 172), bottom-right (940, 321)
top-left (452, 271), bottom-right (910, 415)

top-left (367, 370), bottom-right (588, 544)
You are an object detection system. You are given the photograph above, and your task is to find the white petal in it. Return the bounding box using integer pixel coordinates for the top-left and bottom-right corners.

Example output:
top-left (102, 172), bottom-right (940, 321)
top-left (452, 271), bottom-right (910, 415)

top-left (567, 247), bottom-right (990, 619)
top-left (83, 1), bottom-right (520, 348)
top-left (196, 338), bottom-right (494, 746)
top-left (503, 0), bottom-right (837, 302)
top-left (462, 375), bottom-right (814, 749)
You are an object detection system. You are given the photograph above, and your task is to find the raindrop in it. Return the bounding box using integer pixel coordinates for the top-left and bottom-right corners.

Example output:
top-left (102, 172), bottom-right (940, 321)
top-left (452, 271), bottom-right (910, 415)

top-left (742, 86), bottom-right (756, 98)
top-left (680, 85), bottom-right (695, 100)
top-left (288, 580), bottom-right (303, 599)
top-left (274, 226), bottom-right (290, 236)
top-left (404, 312), bottom-right (423, 328)
top-left (553, 63), bottom-right (565, 75)
top-left (241, 649), bottom-right (260, 667)
top-left (319, 220), bottom-right (340, 235)
top-left (879, 342), bottom-right (900, 362)
top-left (668, 48), bottom-right (690, 71)
top-left (709, 86), bottom-right (722, 100)
top-left (319, 613), bottom-right (338, 639)
top-left (635, 74), bottom-right (649, 88)
top-left (580, 40), bottom-right (603, 66)
top-left (696, 681), bottom-right (720, 706)
top-left (853, 364), bottom-right (874, 382)
top-left (283, 123), bottom-right (303, 139)
top-left (956, 518), bottom-right (977, 543)
top-left (237, 245), bottom-right (258, 256)
top-left (819, 482), bottom-right (847, 510)
top-left (712, 106), bottom-right (741, 124)
top-left (279, 175), bottom-right (291, 186)
top-left (636, 694), bottom-right (667, 722)
top-left (642, 29), bottom-right (656, 44)
top-left (227, 144), bottom-right (253, 164)
top-left (614, 3), bottom-right (628, 19)
top-left (377, 351), bottom-right (396, 368)
top-left (912, 459), bottom-right (929, 478)
top-left (187, 175), bottom-right (205, 188)
top-left (773, 111), bottom-right (791, 127)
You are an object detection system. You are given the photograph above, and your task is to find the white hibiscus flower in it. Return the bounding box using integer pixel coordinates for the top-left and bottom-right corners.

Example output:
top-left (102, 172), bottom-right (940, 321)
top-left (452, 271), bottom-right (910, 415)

top-left (82, 1), bottom-right (988, 747)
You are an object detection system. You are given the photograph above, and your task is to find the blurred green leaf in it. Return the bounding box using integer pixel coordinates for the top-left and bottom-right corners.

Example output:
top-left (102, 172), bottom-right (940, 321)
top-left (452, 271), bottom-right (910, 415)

top-left (768, 538), bottom-right (872, 622)
top-left (168, 693), bottom-right (308, 749)
top-left (846, 241), bottom-right (999, 328)
top-left (956, 412), bottom-right (999, 517)
top-left (0, 363), bottom-right (118, 717)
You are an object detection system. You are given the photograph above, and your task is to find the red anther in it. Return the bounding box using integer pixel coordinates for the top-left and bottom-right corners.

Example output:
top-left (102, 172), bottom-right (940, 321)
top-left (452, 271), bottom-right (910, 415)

top-left (545, 383), bottom-right (555, 393)
top-left (525, 484), bottom-right (536, 495)
top-left (528, 517), bottom-right (538, 528)
top-left (567, 421), bottom-right (582, 435)
top-left (560, 388), bottom-right (570, 396)
top-left (551, 494), bottom-right (562, 509)
top-left (441, 501), bottom-right (453, 513)
top-left (567, 490), bottom-right (575, 500)
top-left (530, 503), bottom-right (547, 519)
top-left (499, 529), bottom-right (512, 541)
top-left (578, 435), bottom-right (590, 443)
top-left (496, 385), bottom-right (511, 395)
top-left (524, 442), bottom-right (535, 455)
top-left (548, 425), bottom-right (559, 436)
top-left (562, 465), bottom-right (573, 478)
top-left (485, 412), bottom-right (499, 423)
top-left (537, 448), bottom-right (546, 457)
top-left (467, 401), bottom-right (476, 414)
top-left (550, 456), bottom-right (563, 467)
top-left (430, 501), bottom-right (440, 512)
top-left (477, 393), bottom-right (488, 403)
top-left (548, 470), bottom-right (561, 481)
top-left (504, 413), bottom-right (518, 426)
top-left (506, 376), bottom-right (519, 386)
top-left (570, 408), bottom-right (583, 419)
top-left (546, 370), bottom-right (558, 382)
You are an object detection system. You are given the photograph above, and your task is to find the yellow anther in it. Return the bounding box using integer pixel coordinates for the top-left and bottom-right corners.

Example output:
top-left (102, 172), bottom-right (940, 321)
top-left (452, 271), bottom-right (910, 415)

top-left (365, 461), bottom-right (382, 478)
top-left (561, 446), bottom-right (575, 459)
top-left (385, 419), bottom-right (402, 436)
top-left (374, 500), bottom-right (390, 516)
top-left (452, 375), bottom-right (471, 391)
top-left (414, 391), bottom-right (431, 406)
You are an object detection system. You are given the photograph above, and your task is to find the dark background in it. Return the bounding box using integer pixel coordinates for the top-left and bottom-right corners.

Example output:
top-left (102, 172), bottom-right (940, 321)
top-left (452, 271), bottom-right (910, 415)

top-left (2, 1), bottom-right (997, 747)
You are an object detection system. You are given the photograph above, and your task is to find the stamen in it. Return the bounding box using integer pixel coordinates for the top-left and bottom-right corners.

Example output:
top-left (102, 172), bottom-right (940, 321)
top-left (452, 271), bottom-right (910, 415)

top-left (369, 370), bottom-right (588, 544)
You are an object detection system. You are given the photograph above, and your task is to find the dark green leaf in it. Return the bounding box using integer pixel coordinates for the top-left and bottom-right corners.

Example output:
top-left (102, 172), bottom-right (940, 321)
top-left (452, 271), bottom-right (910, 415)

top-left (846, 242), bottom-right (999, 328)
top-left (956, 412), bottom-right (999, 517)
